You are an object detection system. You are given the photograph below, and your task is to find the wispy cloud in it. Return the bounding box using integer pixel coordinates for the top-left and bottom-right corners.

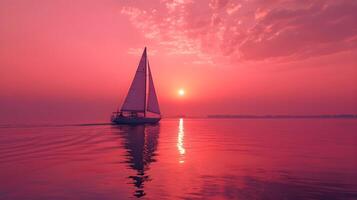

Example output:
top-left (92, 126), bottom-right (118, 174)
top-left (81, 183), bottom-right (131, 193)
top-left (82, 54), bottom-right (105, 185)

top-left (121, 0), bottom-right (357, 63)
top-left (128, 47), bottom-right (157, 56)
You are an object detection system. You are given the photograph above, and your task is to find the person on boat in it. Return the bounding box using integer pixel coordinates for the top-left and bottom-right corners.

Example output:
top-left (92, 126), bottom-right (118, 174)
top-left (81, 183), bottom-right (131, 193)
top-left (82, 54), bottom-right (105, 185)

top-left (130, 112), bottom-right (138, 118)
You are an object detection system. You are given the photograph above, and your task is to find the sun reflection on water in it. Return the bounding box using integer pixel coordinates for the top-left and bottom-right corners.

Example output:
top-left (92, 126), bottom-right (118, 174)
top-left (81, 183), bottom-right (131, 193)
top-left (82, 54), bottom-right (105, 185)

top-left (177, 118), bottom-right (185, 163)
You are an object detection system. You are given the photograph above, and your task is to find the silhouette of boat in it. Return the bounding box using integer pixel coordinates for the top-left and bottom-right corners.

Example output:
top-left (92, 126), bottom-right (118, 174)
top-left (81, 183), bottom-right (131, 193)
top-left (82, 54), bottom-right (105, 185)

top-left (111, 47), bottom-right (161, 124)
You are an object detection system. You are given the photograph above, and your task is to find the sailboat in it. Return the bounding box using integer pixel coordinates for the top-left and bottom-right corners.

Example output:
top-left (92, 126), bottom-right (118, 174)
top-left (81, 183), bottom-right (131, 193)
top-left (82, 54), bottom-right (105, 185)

top-left (111, 47), bottom-right (161, 124)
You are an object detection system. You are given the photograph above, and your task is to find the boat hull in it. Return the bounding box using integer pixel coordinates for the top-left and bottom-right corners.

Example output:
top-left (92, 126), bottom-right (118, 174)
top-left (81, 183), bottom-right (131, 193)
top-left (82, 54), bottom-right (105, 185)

top-left (111, 116), bottom-right (161, 125)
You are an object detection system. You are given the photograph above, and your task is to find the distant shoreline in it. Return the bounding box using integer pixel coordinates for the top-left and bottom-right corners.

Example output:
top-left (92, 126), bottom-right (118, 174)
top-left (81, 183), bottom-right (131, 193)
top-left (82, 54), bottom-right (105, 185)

top-left (207, 114), bottom-right (357, 119)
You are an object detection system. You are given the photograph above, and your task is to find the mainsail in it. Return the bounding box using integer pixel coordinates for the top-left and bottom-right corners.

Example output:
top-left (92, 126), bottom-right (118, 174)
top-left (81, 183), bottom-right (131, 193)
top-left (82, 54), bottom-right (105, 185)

top-left (120, 48), bottom-right (160, 116)
top-left (121, 48), bottom-right (147, 112)
top-left (147, 62), bottom-right (161, 114)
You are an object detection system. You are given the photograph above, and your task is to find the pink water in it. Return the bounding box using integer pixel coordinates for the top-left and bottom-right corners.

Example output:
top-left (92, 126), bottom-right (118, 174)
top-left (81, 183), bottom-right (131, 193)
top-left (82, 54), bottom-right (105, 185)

top-left (0, 119), bottom-right (356, 199)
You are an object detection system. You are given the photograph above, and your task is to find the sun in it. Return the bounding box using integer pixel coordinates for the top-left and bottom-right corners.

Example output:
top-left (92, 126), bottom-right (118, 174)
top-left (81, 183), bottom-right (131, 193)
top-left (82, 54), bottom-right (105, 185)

top-left (178, 89), bottom-right (185, 96)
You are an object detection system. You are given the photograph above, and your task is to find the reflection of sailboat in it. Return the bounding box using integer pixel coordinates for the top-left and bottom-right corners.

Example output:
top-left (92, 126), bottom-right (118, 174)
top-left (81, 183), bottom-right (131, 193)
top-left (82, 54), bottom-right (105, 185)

top-left (116, 125), bottom-right (160, 198)
top-left (111, 47), bottom-right (161, 124)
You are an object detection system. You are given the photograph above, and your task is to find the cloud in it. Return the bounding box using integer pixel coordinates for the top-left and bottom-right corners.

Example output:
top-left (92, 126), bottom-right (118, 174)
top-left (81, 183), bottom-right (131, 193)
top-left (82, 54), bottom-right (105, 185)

top-left (121, 0), bottom-right (357, 63)
top-left (121, 1), bottom-right (214, 65)
top-left (238, 0), bottom-right (357, 60)
top-left (226, 3), bottom-right (241, 15)
top-left (128, 47), bottom-right (157, 56)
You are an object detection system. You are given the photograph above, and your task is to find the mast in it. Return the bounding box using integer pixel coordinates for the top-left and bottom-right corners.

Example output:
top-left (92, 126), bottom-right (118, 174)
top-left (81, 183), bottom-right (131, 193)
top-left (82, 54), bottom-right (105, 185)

top-left (144, 47), bottom-right (147, 117)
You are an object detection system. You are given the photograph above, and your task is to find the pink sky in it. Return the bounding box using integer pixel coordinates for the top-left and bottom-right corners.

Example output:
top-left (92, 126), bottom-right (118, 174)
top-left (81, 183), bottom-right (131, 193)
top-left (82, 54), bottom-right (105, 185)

top-left (0, 0), bottom-right (356, 123)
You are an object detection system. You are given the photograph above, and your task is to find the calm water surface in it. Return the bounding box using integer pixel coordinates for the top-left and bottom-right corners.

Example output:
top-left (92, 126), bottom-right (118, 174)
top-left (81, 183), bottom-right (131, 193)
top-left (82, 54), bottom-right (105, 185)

top-left (0, 119), bottom-right (356, 199)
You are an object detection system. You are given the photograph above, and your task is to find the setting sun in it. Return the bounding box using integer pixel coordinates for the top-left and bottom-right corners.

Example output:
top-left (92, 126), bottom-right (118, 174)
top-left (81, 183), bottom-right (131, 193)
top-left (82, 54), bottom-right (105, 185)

top-left (178, 89), bottom-right (185, 96)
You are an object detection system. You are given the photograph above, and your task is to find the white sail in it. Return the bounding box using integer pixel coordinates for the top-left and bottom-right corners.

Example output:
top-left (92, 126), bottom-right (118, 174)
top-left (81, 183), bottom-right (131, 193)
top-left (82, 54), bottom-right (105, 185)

top-left (121, 48), bottom-right (147, 112)
top-left (147, 62), bottom-right (161, 114)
